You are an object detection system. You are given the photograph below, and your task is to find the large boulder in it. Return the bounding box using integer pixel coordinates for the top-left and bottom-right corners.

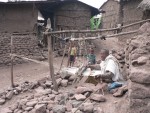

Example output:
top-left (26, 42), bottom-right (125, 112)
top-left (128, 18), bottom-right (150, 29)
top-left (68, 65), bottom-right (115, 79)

top-left (129, 82), bottom-right (150, 99)
top-left (129, 68), bottom-right (150, 84)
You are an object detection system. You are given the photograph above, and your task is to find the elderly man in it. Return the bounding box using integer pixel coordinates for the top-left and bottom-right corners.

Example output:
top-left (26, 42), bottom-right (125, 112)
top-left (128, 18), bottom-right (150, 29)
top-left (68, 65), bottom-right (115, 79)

top-left (89, 49), bottom-right (123, 82)
top-left (86, 49), bottom-right (127, 96)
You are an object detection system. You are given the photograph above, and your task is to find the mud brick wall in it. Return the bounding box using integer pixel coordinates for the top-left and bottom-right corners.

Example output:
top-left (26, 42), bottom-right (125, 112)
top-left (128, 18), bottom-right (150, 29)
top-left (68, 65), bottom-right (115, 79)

top-left (126, 23), bottom-right (150, 113)
top-left (0, 33), bottom-right (43, 66)
top-left (55, 2), bottom-right (91, 30)
top-left (122, 0), bottom-right (143, 32)
top-left (0, 4), bottom-right (37, 33)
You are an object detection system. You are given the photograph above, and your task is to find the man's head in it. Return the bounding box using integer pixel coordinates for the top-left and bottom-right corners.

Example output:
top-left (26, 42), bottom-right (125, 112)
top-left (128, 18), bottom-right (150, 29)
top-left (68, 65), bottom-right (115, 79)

top-left (100, 49), bottom-right (109, 61)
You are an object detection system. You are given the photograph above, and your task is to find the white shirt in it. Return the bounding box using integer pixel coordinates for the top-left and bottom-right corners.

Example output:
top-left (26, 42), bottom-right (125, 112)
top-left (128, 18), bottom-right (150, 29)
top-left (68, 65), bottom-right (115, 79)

top-left (100, 54), bottom-right (124, 82)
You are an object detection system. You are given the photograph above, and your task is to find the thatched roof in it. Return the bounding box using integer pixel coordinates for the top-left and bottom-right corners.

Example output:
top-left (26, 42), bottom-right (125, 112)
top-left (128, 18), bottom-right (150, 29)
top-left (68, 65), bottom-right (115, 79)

top-left (138, 0), bottom-right (150, 10)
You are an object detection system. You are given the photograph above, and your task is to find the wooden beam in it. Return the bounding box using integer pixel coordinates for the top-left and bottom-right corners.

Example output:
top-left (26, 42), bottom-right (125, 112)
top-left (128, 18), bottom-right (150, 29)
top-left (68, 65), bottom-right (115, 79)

top-left (11, 54), bottom-right (49, 66)
top-left (47, 36), bottom-right (58, 91)
top-left (69, 30), bottom-right (138, 41)
top-left (44, 18), bottom-right (150, 35)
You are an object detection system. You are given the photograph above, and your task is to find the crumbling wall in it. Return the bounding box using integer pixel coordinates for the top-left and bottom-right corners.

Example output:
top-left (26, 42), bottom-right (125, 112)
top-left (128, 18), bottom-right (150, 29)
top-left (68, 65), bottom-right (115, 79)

top-left (0, 34), bottom-right (44, 66)
top-left (125, 22), bottom-right (150, 113)
top-left (0, 4), bottom-right (38, 33)
top-left (55, 2), bottom-right (91, 30)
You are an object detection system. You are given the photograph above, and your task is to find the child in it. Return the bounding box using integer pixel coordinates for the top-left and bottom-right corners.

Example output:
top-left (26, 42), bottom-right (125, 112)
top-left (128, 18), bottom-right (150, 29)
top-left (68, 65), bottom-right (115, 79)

top-left (87, 48), bottom-right (96, 65)
top-left (68, 43), bottom-right (77, 67)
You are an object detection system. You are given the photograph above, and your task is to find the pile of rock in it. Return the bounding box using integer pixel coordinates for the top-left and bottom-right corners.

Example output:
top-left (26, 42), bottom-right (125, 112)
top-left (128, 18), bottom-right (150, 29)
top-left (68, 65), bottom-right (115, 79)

top-left (0, 81), bottom-right (38, 105)
top-left (126, 22), bottom-right (150, 113)
top-left (0, 71), bottom-right (79, 106)
top-left (0, 83), bottom-right (106, 113)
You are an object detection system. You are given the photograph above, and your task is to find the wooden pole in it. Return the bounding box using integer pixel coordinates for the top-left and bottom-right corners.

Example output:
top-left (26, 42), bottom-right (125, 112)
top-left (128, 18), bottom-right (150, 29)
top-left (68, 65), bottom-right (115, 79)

top-left (58, 44), bottom-right (67, 73)
top-left (67, 41), bottom-right (72, 67)
top-left (45, 18), bottom-right (150, 35)
top-left (47, 36), bottom-right (58, 91)
top-left (10, 36), bottom-right (14, 87)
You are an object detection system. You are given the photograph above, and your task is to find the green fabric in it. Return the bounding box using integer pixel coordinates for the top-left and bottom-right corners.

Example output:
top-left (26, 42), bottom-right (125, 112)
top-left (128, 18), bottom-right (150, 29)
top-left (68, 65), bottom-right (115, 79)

top-left (90, 16), bottom-right (101, 30)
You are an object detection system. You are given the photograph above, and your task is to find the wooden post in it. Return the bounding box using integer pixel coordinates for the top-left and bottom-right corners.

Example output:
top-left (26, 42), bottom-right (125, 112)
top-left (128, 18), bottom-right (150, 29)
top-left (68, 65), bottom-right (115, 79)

top-left (58, 44), bottom-right (67, 73)
top-left (47, 35), bottom-right (58, 91)
top-left (10, 36), bottom-right (14, 87)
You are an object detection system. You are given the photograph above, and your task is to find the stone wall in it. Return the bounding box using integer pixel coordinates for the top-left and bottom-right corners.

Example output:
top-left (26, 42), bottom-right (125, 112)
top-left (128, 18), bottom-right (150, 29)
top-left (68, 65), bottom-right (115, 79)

top-left (0, 33), bottom-right (44, 66)
top-left (125, 22), bottom-right (150, 113)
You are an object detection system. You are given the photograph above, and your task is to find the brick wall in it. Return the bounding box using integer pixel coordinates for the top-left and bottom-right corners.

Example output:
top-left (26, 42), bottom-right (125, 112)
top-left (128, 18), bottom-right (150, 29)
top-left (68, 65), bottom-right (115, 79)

top-left (0, 33), bottom-right (44, 66)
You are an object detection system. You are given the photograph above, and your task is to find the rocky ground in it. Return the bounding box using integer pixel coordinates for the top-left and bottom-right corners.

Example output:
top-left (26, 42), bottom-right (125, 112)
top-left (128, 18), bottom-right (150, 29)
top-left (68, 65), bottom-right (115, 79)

top-left (0, 35), bottom-right (129, 113)
top-left (0, 78), bottom-right (129, 113)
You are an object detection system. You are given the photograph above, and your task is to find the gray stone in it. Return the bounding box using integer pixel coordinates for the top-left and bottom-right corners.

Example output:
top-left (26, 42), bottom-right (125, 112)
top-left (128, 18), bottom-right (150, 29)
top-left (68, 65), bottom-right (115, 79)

top-left (0, 108), bottom-right (13, 113)
top-left (25, 107), bottom-right (33, 111)
top-left (15, 86), bottom-right (22, 92)
top-left (129, 98), bottom-right (150, 113)
top-left (71, 108), bottom-right (78, 113)
top-left (76, 86), bottom-right (93, 94)
top-left (74, 94), bottom-right (86, 101)
top-left (56, 78), bottom-right (62, 86)
top-left (14, 90), bottom-right (19, 95)
top-left (26, 100), bottom-right (38, 107)
top-left (90, 94), bottom-right (106, 102)
top-left (6, 90), bottom-right (14, 100)
top-left (72, 100), bottom-right (82, 108)
top-left (52, 90), bottom-right (59, 95)
top-left (45, 81), bottom-right (52, 87)
top-left (35, 87), bottom-right (51, 95)
top-left (52, 105), bottom-right (66, 113)
top-left (60, 79), bottom-right (68, 87)
top-left (137, 56), bottom-right (149, 64)
top-left (48, 94), bottom-right (56, 100)
top-left (28, 109), bottom-right (36, 113)
top-left (47, 103), bottom-right (55, 111)
top-left (0, 98), bottom-right (5, 105)
top-left (69, 75), bottom-right (76, 81)
top-left (66, 101), bottom-right (72, 112)
top-left (93, 107), bottom-right (104, 113)
top-left (60, 71), bottom-right (71, 79)
top-left (129, 82), bottom-right (150, 99)
top-left (82, 102), bottom-right (94, 113)
top-left (129, 68), bottom-right (150, 84)
top-left (14, 109), bottom-right (19, 113)
top-left (9, 103), bottom-right (18, 111)
top-left (35, 104), bottom-right (46, 113)
top-left (76, 110), bottom-right (83, 113)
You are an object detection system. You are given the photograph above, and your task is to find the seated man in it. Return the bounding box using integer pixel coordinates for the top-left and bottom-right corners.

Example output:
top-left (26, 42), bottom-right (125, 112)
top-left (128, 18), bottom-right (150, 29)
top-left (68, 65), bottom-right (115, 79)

top-left (88, 49), bottom-right (126, 96)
